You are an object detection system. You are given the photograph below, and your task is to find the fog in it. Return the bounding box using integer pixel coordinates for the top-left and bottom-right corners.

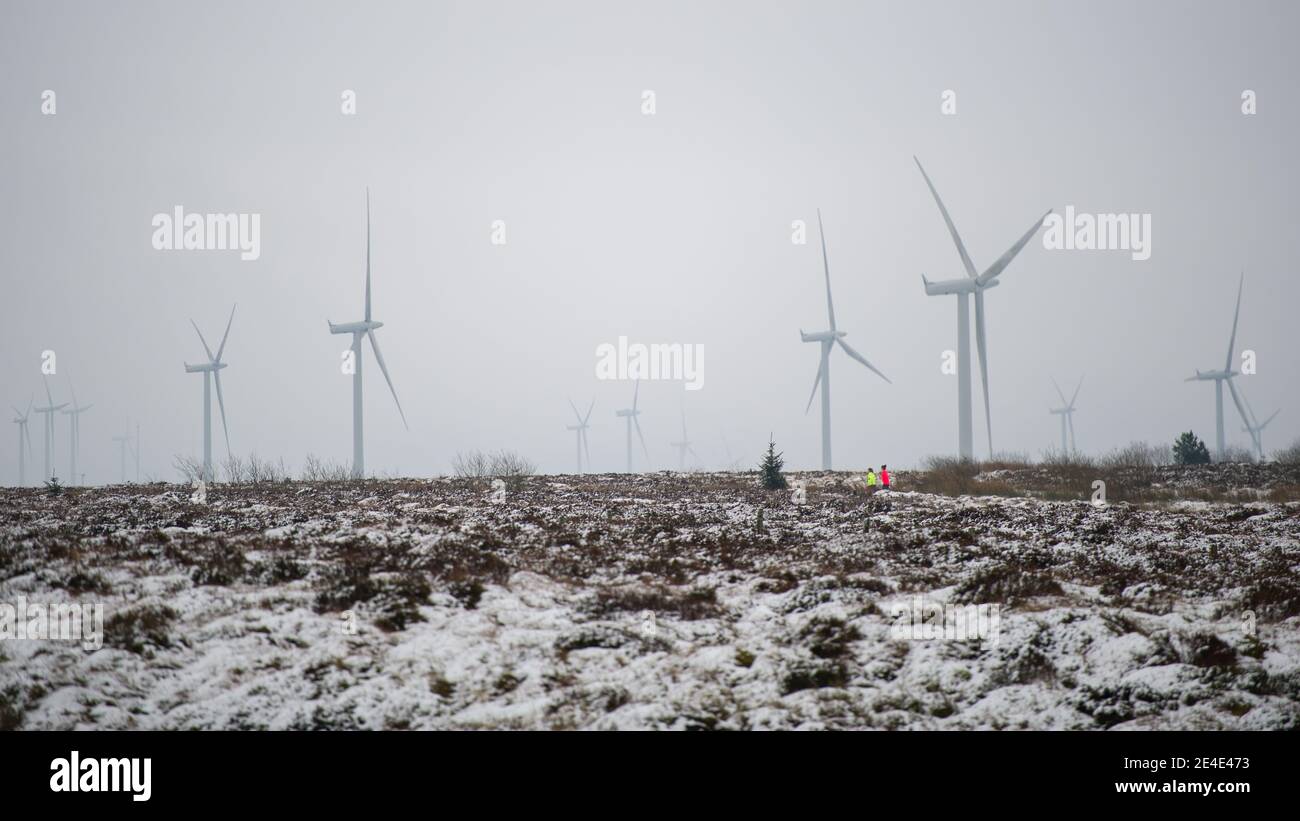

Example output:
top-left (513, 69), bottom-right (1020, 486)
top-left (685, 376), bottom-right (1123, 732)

top-left (2, 0), bottom-right (1297, 484)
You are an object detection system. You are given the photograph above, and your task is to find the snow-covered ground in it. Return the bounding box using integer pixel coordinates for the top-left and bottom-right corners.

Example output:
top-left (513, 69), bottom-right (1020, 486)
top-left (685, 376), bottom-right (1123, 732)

top-left (2, 471), bottom-right (1298, 730)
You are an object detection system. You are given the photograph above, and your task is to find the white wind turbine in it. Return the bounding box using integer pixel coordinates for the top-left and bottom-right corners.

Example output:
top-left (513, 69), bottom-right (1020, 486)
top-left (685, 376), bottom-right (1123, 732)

top-left (34, 377), bottom-right (68, 481)
top-left (1186, 272), bottom-right (1253, 461)
top-left (1048, 377), bottom-right (1082, 454)
top-left (669, 410), bottom-right (701, 472)
top-left (184, 305), bottom-right (236, 482)
top-left (800, 209), bottom-right (890, 470)
top-left (61, 378), bottom-right (92, 486)
top-left (112, 429), bottom-right (132, 484)
top-left (615, 380), bottom-right (649, 473)
top-left (11, 398), bottom-right (33, 486)
top-left (328, 190), bottom-right (407, 480)
top-left (566, 399), bottom-right (594, 473)
top-left (1237, 387), bottom-right (1279, 462)
top-left (915, 157), bottom-right (1051, 460)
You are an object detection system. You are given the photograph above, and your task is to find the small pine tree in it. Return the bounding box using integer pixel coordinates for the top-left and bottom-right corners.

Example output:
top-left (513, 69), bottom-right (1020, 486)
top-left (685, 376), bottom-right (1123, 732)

top-left (1172, 431), bottom-right (1211, 465)
top-left (44, 475), bottom-right (64, 495)
top-left (759, 436), bottom-right (788, 490)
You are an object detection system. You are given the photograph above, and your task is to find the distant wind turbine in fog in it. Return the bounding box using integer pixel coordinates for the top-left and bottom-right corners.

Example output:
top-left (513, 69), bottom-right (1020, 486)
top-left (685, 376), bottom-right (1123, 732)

top-left (915, 157), bottom-right (1051, 460)
top-left (328, 189), bottom-right (407, 480)
top-left (34, 377), bottom-right (68, 481)
top-left (12, 398), bottom-right (33, 486)
top-left (670, 410), bottom-right (700, 472)
top-left (112, 428), bottom-right (132, 483)
top-left (800, 209), bottom-right (890, 471)
top-left (1048, 377), bottom-right (1082, 453)
top-left (719, 430), bottom-right (744, 471)
top-left (61, 378), bottom-right (92, 486)
top-left (1238, 387), bottom-right (1279, 462)
top-left (615, 380), bottom-right (649, 473)
top-left (566, 399), bottom-right (594, 473)
top-left (1186, 272), bottom-right (1253, 461)
top-left (185, 304), bottom-right (236, 481)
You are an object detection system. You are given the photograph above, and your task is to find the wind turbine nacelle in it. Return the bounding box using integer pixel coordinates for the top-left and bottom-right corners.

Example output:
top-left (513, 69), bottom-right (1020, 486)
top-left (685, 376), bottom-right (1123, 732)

top-left (329, 319), bottom-right (383, 335)
top-left (185, 362), bottom-right (224, 373)
top-left (800, 329), bottom-right (837, 343)
top-left (922, 275), bottom-right (997, 296)
top-left (615, 409), bottom-right (638, 418)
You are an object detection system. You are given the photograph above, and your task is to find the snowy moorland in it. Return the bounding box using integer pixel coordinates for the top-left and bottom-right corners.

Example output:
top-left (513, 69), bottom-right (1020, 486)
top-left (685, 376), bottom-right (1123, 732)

top-left (2, 469), bottom-right (1299, 730)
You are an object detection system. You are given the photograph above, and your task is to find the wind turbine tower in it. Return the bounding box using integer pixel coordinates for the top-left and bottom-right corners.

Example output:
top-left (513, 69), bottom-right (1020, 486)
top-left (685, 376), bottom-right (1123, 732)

top-left (1048, 377), bottom-right (1082, 453)
top-left (615, 380), bottom-right (649, 473)
top-left (11, 398), bottom-right (33, 486)
top-left (915, 157), bottom-right (1051, 460)
top-left (184, 305), bottom-right (236, 481)
top-left (61, 379), bottom-right (92, 486)
top-left (327, 190), bottom-right (408, 479)
top-left (34, 378), bottom-right (68, 481)
top-left (1186, 273), bottom-right (1253, 461)
top-left (800, 209), bottom-right (890, 470)
top-left (566, 399), bottom-right (594, 474)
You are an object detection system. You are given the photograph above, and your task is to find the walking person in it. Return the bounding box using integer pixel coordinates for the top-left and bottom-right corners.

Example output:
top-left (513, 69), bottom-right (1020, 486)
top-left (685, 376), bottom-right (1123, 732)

top-left (879, 464), bottom-right (890, 491)
top-left (865, 467), bottom-right (878, 495)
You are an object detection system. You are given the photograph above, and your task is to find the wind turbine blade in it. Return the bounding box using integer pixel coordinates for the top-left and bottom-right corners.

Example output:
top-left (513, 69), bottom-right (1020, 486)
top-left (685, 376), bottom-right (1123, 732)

top-left (1225, 378), bottom-right (1253, 434)
top-left (213, 370), bottom-right (232, 462)
top-left (583, 398), bottom-right (595, 426)
top-left (976, 210), bottom-right (1052, 286)
top-left (191, 320), bottom-right (215, 361)
top-left (365, 188), bottom-right (372, 323)
top-left (914, 157), bottom-right (977, 278)
top-left (1067, 413), bottom-right (1076, 451)
top-left (1259, 409), bottom-right (1280, 429)
top-left (1225, 271), bottom-right (1244, 372)
top-left (974, 289), bottom-right (993, 457)
top-left (817, 208), bottom-right (836, 331)
top-left (1069, 375), bottom-right (1083, 408)
top-left (804, 356), bottom-right (825, 414)
top-left (633, 415), bottom-right (649, 462)
top-left (836, 338), bottom-right (890, 383)
top-left (43, 376), bottom-right (54, 407)
top-left (1051, 378), bottom-right (1068, 406)
top-left (367, 330), bottom-right (408, 429)
top-left (569, 399), bottom-right (583, 425)
top-left (632, 379), bottom-right (640, 412)
top-left (215, 304), bottom-right (237, 362)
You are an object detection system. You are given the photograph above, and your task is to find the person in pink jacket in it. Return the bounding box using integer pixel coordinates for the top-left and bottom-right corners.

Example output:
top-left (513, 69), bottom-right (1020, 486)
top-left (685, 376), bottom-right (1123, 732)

top-left (879, 465), bottom-right (890, 490)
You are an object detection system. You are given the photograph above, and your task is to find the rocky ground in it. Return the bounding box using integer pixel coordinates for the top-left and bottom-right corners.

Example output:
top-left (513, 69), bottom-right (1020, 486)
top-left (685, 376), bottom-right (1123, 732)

top-left (2, 468), bottom-right (1298, 730)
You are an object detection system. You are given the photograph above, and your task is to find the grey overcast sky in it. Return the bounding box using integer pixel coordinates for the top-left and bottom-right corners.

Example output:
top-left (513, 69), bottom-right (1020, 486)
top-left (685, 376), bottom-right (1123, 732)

top-left (1, 0), bottom-right (1298, 483)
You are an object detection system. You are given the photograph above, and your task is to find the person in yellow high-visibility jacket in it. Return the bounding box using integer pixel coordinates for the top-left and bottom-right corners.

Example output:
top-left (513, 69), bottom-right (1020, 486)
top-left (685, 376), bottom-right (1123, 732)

top-left (865, 468), bottom-right (878, 494)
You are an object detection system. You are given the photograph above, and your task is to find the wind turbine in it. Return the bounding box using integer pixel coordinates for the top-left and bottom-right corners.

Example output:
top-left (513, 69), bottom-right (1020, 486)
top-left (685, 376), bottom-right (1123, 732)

top-left (112, 429), bottom-right (132, 483)
top-left (800, 209), bottom-right (890, 470)
top-left (328, 189), bottom-right (407, 480)
top-left (1237, 388), bottom-right (1279, 462)
top-left (615, 380), bottom-right (649, 473)
top-left (915, 157), bottom-right (1051, 460)
top-left (669, 410), bottom-right (700, 472)
top-left (1048, 377), bottom-right (1082, 453)
top-left (34, 377), bottom-right (68, 481)
top-left (11, 398), bottom-right (33, 486)
top-left (61, 378), bottom-right (92, 486)
top-left (184, 305), bottom-right (236, 482)
top-left (566, 399), bottom-right (594, 474)
top-left (1186, 272), bottom-right (1253, 461)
